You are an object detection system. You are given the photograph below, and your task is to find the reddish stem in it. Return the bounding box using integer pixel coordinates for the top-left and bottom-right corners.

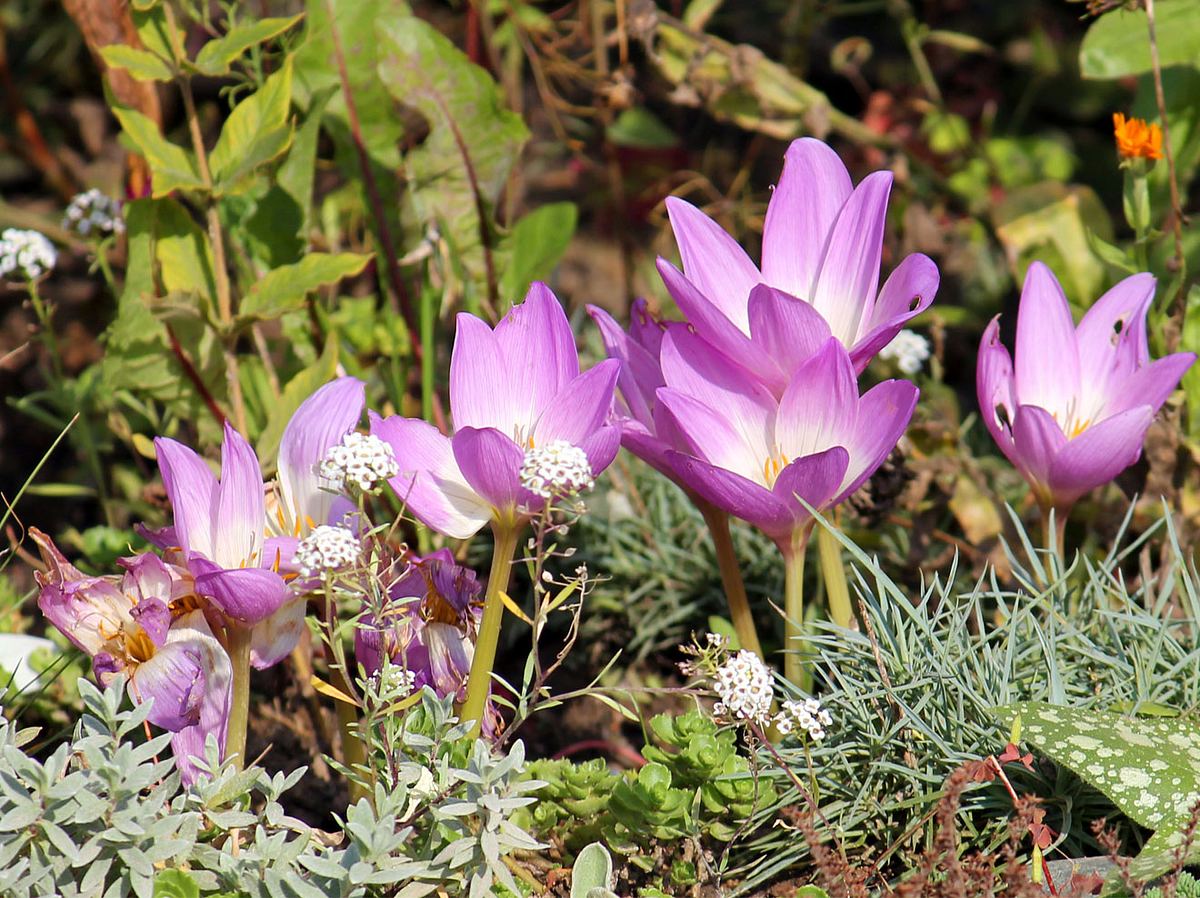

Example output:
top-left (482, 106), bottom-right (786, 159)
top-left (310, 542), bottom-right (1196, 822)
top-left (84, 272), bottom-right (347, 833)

top-left (165, 324), bottom-right (226, 427)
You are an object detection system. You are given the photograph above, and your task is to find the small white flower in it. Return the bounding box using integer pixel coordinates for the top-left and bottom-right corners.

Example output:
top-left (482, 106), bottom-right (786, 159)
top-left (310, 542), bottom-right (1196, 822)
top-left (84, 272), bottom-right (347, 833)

top-left (377, 662), bottom-right (417, 696)
top-left (712, 649), bottom-right (774, 726)
top-left (319, 432), bottom-right (398, 493)
top-left (0, 229), bottom-right (56, 280)
top-left (878, 329), bottom-right (930, 375)
top-left (705, 632), bottom-right (727, 649)
top-left (294, 525), bottom-right (361, 577)
top-left (519, 440), bottom-right (594, 499)
top-left (62, 189), bottom-right (124, 238)
top-left (775, 697), bottom-right (833, 742)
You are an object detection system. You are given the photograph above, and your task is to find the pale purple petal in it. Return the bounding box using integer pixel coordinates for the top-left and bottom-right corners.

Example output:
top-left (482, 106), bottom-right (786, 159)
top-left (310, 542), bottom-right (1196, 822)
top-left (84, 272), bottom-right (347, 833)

top-left (31, 529), bottom-right (131, 656)
top-left (579, 424), bottom-right (621, 477)
top-left (810, 170), bottom-right (891, 346)
top-left (664, 197), bottom-right (759, 331)
top-left (656, 388), bottom-right (765, 483)
top-left (976, 318), bottom-right (1019, 462)
top-left (130, 597), bottom-right (171, 647)
top-left (587, 304), bottom-right (661, 428)
top-left (128, 641), bottom-right (204, 732)
top-left (1047, 405), bottom-right (1155, 506)
top-left (154, 437), bottom-right (218, 559)
top-left (213, 423), bottom-right (266, 569)
top-left (451, 427), bottom-right (527, 514)
top-left (371, 413), bottom-right (491, 540)
top-left (1010, 404), bottom-right (1068, 503)
top-left (191, 559), bottom-right (290, 625)
top-left (774, 338), bottom-right (858, 461)
top-left (277, 377), bottom-right (365, 534)
top-left (249, 597), bottom-right (307, 669)
top-left (1013, 262), bottom-right (1080, 420)
top-left (493, 282), bottom-right (580, 429)
top-left (1106, 353), bottom-right (1196, 417)
top-left (1074, 273), bottom-right (1156, 419)
top-left (449, 312), bottom-right (512, 431)
top-left (532, 360), bottom-right (619, 447)
top-left (621, 421), bottom-right (677, 481)
top-left (834, 380), bottom-right (918, 503)
top-left (165, 610), bottom-right (231, 783)
top-left (423, 621), bottom-right (474, 700)
top-left (664, 451), bottom-right (794, 538)
top-left (761, 138), bottom-right (853, 299)
top-left (746, 284), bottom-right (833, 390)
top-left (772, 446), bottom-right (852, 532)
top-left (851, 253), bottom-right (940, 372)
top-left (629, 298), bottom-right (666, 358)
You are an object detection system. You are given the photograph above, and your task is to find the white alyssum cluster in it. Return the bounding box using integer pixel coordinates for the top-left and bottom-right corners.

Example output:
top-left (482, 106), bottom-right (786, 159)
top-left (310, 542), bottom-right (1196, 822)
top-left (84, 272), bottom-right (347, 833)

top-left (294, 525), bottom-right (361, 577)
top-left (319, 432), bottom-right (398, 492)
top-left (712, 649), bottom-right (774, 726)
top-left (519, 440), bottom-right (594, 498)
top-left (62, 189), bottom-right (124, 237)
top-left (774, 697), bottom-right (833, 742)
top-left (0, 229), bottom-right (56, 280)
top-left (377, 662), bottom-right (417, 696)
top-left (879, 329), bottom-right (931, 375)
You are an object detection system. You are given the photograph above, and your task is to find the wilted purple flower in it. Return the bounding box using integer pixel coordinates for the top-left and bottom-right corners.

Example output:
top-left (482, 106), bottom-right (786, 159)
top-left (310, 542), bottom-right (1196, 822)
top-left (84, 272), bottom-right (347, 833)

top-left (371, 283), bottom-right (621, 538)
top-left (977, 263), bottom-right (1194, 515)
top-left (31, 529), bottom-right (231, 784)
top-left (355, 549), bottom-right (500, 734)
top-left (657, 332), bottom-right (917, 549)
top-left (658, 138), bottom-right (938, 391)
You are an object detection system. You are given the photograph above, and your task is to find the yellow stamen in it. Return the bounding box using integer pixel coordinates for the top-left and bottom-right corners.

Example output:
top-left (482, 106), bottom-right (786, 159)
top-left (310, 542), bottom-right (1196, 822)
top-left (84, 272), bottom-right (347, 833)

top-left (124, 629), bottom-right (156, 663)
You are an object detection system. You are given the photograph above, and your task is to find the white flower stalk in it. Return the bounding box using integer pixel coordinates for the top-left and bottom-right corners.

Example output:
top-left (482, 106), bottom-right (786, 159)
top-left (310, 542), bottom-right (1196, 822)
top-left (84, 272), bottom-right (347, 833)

top-left (774, 697), bottom-right (833, 741)
top-left (519, 440), bottom-right (594, 498)
top-left (878, 328), bottom-right (930, 375)
top-left (0, 229), bottom-right (56, 280)
top-left (294, 525), bottom-right (361, 577)
top-left (62, 189), bottom-right (124, 238)
top-left (319, 432), bottom-right (398, 493)
top-left (712, 649), bottom-right (774, 726)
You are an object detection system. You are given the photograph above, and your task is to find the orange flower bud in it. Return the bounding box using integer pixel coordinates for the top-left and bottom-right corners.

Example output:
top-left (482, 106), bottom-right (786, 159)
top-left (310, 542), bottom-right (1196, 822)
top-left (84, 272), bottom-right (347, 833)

top-left (1112, 112), bottom-right (1163, 161)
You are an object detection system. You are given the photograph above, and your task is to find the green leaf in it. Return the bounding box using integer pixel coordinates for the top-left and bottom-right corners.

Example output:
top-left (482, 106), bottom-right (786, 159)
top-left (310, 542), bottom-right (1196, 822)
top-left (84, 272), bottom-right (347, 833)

top-left (499, 202), bottom-right (577, 301)
top-left (99, 44), bottom-right (174, 81)
top-left (133, 5), bottom-right (181, 67)
top-left (155, 199), bottom-right (217, 304)
top-left (999, 702), bottom-right (1200, 879)
top-left (376, 15), bottom-right (529, 308)
top-left (153, 870), bottom-right (200, 898)
top-left (571, 842), bottom-right (614, 898)
top-left (275, 85), bottom-right (335, 250)
top-left (1080, 0), bottom-right (1200, 79)
top-left (606, 107), bottom-right (680, 149)
top-left (192, 15), bottom-right (303, 76)
top-left (113, 107), bottom-right (204, 196)
top-left (210, 60), bottom-right (295, 194)
top-left (254, 338), bottom-right (340, 465)
top-left (1085, 228), bottom-right (1139, 275)
top-left (240, 252), bottom-right (371, 320)
top-left (1182, 286), bottom-right (1200, 440)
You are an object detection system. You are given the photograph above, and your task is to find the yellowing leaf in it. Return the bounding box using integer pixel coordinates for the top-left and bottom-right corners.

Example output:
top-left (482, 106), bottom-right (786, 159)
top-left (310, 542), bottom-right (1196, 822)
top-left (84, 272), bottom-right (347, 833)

top-left (191, 16), bottom-right (303, 76)
top-left (99, 44), bottom-right (174, 82)
top-left (310, 675), bottom-right (359, 707)
top-left (210, 60), bottom-right (295, 194)
top-left (240, 252), bottom-right (371, 320)
top-left (113, 108), bottom-right (203, 197)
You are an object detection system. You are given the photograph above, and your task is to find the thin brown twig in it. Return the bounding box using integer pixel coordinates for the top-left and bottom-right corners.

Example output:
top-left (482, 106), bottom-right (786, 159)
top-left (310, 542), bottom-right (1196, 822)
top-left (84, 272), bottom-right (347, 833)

top-left (165, 323), bottom-right (227, 427)
top-left (1144, 0), bottom-right (1187, 297)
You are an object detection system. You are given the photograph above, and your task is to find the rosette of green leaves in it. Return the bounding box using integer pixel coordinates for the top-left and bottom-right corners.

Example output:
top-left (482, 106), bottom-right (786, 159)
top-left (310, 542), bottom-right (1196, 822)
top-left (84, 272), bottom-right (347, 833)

top-left (604, 762), bottom-right (697, 868)
top-left (515, 758), bottom-right (617, 851)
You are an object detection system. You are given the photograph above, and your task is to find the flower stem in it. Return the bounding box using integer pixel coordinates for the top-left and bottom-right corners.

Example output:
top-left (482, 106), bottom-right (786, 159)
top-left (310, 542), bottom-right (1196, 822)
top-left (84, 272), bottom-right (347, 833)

top-left (782, 528), bottom-right (810, 688)
top-left (225, 625), bottom-right (253, 770)
top-left (817, 523), bottom-right (853, 630)
top-left (697, 502), bottom-right (763, 659)
top-left (461, 523), bottom-right (519, 738)
top-left (1041, 505), bottom-right (1067, 563)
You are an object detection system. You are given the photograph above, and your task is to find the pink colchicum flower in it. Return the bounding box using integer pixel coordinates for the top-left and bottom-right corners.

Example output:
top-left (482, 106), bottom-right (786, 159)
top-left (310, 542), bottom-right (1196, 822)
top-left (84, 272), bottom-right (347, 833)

top-left (977, 263), bottom-right (1194, 515)
top-left (658, 138), bottom-right (938, 393)
top-left (371, 283), bottom-right (621, 539)
top-left (31, 529), bottom-right (231, 785)
top-left (656, 331), bottom-right (918, 551)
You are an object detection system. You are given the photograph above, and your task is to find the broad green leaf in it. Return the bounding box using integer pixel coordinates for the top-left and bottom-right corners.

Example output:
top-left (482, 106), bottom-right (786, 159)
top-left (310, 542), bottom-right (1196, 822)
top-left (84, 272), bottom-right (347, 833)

top-left (210, 60), bottom-right (295, 194)
top-left (154, 199), bottom-right (217, 304)
top-left (240, 252), bottom-right (371, 320)
top-left (377, 15), bottom-right (529, 309)
top-left (1085, 228), bottom-right (1139, 275)
top-left (499, 202), bottom-right (577, 301)
top-left (1000, 702), bottom-right (1200, 880)
top-left (192, 15), bottom-right (303, 76)
top-left (113, 108), bottom-right (203, 196)
top-left (275, 85), bottom-right (335, 249)
top-left (99, 44), bottom-right (174, 82)
top-left (1080, 0), bottom-right (1200, 79)
top-left (133, 6), bottom-right (181, 67)
top-left (254, 338), bottom-right (340, 465)
top-left (606, 106), bottom-right (679, 149)
top-left (153, 870), bottom-right (200, 898)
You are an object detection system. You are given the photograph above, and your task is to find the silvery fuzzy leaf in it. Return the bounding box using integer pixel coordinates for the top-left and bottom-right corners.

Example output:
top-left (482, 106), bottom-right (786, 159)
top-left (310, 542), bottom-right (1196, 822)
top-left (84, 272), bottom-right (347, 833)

top-left (38, 819), bottom-right (76, 857)
top-left (205, 809), bottom-right (257, 829)
top-left (79, 855), bottom-right (112, 894)
top-left (0, 802), bottom-right (41, 831)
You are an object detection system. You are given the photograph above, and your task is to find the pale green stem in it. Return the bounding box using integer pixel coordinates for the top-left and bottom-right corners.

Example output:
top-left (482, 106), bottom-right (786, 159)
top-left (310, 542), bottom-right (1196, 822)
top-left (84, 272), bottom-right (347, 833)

top-left (697, 501), bottom-right (763, 659)
top-left (1041, 504), bottom-right (1067, 563)
top-left (461, 522), bottom-right (519, 738)
top-left (225, 625), bottom-right (253, 770)
top-left (817, 524), bottom-right (853, 630)
top-left (782, 528), bottom-right (810, 687)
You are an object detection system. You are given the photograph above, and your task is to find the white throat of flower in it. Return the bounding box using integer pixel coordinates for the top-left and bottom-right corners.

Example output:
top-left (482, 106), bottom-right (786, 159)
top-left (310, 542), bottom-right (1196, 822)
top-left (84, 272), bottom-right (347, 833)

top-left (519, 440), bottom-right (594, 499)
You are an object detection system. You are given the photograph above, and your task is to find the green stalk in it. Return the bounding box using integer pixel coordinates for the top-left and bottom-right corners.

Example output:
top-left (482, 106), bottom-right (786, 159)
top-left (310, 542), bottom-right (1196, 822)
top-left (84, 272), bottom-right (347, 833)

top-left (460, 522), bottom-right (519, 738)
top-left (1041, 504), bottom-right (1067, 563)
top-left (225, 625), bottom-right (253, 770)
top-left (782, 527), bottom-right (810, 687)
top-left (697, 502), bottom-right (763, 659)
top-left (420, 285), bottom-right (436, 423)
top-left (817, 524), bottom-right (853, 630)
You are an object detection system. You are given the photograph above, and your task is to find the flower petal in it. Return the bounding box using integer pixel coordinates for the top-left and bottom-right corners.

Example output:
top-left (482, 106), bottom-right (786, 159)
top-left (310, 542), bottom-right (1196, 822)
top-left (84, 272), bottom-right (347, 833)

top-left (761, 138), bottom-right (853, 299)
top-left (250, 597), bottom-right (307, 669)
top-left (213, 423), bottom-right (266, 569)
top-left (774, 338), bottom-right (858, 460)
top-left (533, 360), bottom-right (619, 447)
top-left (835, 380), bottom-right (918, 503)
top-left (130, 597), bottom-right (172, 647)
top-left (164, 610), bottom-right (231, 784)
top-left (746, 283), bottom-right (833, 389)
top-left (1010, 404), bottom-right (1068, 505)
top-left (587, 303), bottom-right (662, 428)
top-left (451, 427), bottom-right (527, 514)
top-left (664, 450), bottom-right (794, 538)
top-left (493, 282), bottom-right (580, 428)
top-left (1107, 352), bottom-right (1196, 417)
top-left (976, 317), bottom-right (1019, 462)
top-left (1048, 405), bottom-right (1155, 507)
top-left (128, 641), bottom-right (204, 733)
top-left (851, 253), bottom-right (940, 372)
top-left (154, 436), bottom-right (218, 559)
top-left (277, 376), bottom-right (365, 535)
top-left (450, 312), bottom-right (512, 432)
top-left (664, 197), bottom-right (760, 331)
top-left (371, 413), bottom-right (491, 540)
top-left (810, 170), bottom-right (891, 346)
top-left (1013, 262), bottom-right (1080, 421)
top-left (772, 446), bottom-right (852, 530)
top-left (656, 388), bottom-right (765, 483)
top-left (191, 559), bottom-right (291, 625)
top-left (579, 424), bottom-right (621, 477)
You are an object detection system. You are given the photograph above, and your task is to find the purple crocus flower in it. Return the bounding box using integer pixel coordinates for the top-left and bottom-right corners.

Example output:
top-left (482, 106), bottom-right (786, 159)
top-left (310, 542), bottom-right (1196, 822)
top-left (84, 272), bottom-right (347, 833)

top-left (656, 331), bottom-right (918, 549)
top-left (355, 549), bottom-right (500, 734)
top-left (658, 138), bottom-right (939, 391)
top-left (153, 422), bottom-right (301, 669)
top-left (977, 262), bottom-right (1194, 516)
top-left (371, 283), bottom-right (621, 538)
top-left (31, 529), bottom-right (231, 784)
